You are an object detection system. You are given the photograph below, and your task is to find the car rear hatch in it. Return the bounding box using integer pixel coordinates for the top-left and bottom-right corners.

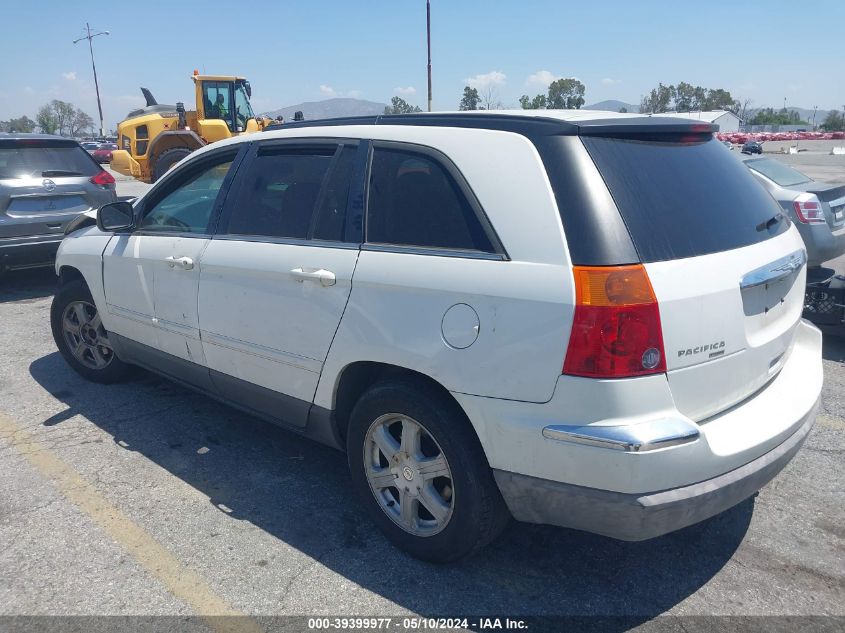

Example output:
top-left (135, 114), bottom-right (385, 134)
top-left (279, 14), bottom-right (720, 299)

top-left (0, 138), bottom-right (114, 238)
top-left (581, 130), bottom-right (807, 422)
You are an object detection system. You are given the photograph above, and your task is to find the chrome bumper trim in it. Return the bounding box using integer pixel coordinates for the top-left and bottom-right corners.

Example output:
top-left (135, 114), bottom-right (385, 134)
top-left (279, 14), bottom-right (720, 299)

top-left (542, 418), bottom-right (700, 452)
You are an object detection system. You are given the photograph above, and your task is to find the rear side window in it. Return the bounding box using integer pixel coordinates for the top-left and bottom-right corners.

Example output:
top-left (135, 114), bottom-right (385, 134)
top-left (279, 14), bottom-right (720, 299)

top-left (582, 135), bottom-right (788, 262)
top-left (226, 149), bottom-right (335, 239)
top-left (366, 147), bottom-right (494, 253)
top-left (0, 140), bottom-right (100, 179)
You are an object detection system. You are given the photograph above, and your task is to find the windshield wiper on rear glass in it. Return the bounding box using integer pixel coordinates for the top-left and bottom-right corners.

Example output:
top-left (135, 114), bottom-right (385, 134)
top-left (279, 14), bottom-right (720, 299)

top-left (41, 170), bottom-right (83, 177)
top-left (756, 214), bottom-right (784, 232)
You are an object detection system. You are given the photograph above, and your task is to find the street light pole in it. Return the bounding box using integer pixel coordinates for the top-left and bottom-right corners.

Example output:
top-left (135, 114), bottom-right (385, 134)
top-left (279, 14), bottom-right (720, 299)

top-left (426, 0), bottom-right (432, 112)
top-left (73, 23), bottom-right (109, 138)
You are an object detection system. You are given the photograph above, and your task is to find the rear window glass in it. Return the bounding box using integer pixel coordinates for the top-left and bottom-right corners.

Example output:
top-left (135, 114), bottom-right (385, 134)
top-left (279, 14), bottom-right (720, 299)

top-left (745, 157), bottom-right (812, 187)
top-left (582, 135), bottom-right (788, 262)
top-left (0, 141), bottom-right (100, 179)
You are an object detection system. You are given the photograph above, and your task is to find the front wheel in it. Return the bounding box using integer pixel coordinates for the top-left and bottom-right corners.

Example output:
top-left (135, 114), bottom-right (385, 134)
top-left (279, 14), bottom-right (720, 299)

top-left (152, 147), bottom-right (192, 182)
top-left (347, 380), bottom-right (509, 562)
top-left (50, 279), bottom-right (132, 383)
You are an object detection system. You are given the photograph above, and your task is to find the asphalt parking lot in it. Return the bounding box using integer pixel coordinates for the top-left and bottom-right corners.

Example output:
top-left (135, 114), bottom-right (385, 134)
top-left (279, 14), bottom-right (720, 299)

top-left (0, 154), bottom-right (843, 631)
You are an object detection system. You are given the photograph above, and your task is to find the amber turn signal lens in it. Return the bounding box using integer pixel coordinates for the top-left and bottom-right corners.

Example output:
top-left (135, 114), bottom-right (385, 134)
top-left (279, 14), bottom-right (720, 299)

top-left (572, 265), bottom-right (657, 307)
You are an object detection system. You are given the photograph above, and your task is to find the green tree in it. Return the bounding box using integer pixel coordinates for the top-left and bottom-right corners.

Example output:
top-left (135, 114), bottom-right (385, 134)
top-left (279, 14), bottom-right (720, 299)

top-left (384, 96), bottom-right (422, 114)
top-left (672, 82), bottom-right (701, 111)
top-left (749, 108), bottom-right (809, 126)
top-left (821, 110), bottom-right (844, 132)
top-left (519, 94), bottom-right (547, 110)
top-left (69, 109), bottom-right (94, 137)
top-left (703, 88), bottom-right (738, 112)
top-left (639, 83), bottom-right (673, 113)
top-left (36, 104), bottom-right (58, 134)
top-left (0, 115), bottom-right (36, 133)
top-left (459, 86), bottom-right (480, 111)
top-left (547, 78), bottom-right (585, 109)
top-left (618, 107), bottom-right (628, 113)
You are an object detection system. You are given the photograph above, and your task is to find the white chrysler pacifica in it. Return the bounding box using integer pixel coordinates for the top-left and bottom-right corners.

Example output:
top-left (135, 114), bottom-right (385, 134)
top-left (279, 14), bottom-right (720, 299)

top-left (51, 111), bottom-right (822, 562)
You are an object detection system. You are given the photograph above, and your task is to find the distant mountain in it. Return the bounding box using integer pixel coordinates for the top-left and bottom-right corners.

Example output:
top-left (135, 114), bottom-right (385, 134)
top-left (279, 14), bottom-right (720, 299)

top-left (263, 98), bottom-right (388, 121)
top-left (584, 99), bottom-right (639, 113)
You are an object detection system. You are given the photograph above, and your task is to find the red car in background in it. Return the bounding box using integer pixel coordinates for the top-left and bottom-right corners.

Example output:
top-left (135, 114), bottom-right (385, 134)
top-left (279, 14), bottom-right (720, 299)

top-left (91, 143), bottom-right (118, 164)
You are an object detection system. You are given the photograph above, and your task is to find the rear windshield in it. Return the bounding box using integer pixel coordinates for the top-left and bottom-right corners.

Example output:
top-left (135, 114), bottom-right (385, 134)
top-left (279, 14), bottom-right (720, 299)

top-left (0, 140), bottom-right (101, 179)
top-left (582, 135), bottom-right (788, 262)
top-left (745, 157), bottom-right (812, 187)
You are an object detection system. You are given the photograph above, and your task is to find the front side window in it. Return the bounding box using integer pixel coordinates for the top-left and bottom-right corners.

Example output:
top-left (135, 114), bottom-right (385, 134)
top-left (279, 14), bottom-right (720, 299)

top-left (225, 148), bottom-right (337, 240)
top-left (139, 158), bottom-right (233, 233)
top-left (203, 81), bottom-right (234, 131)
top-left (366, 147), bottom-right (494, 252)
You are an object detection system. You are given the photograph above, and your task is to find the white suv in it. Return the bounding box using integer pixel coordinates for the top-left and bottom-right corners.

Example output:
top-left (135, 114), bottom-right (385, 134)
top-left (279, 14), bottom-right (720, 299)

top-left (51, 111), bottom-right (822, 562)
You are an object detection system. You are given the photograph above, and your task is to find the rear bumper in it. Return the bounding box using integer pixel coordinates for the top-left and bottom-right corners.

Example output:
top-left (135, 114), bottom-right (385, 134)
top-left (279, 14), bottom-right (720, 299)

top-left (798, 223), bottom-right (845, 267)
top-left (0, 234), bottom-right (63, 269)
top-left (493, 398), bottom-right (817, 540)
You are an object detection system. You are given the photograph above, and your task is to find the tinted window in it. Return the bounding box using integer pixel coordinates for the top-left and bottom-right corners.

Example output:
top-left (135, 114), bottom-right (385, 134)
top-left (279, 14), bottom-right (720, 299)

top-left (0, 141), bottom-right (100, 178)
top-left (313, 146), bottom-right (357, 242)
top-left (226, 149), bottom-right (334, 239)
top-left (582, 135), bottom-right (788, 262)
top-left (366, 148), bottom-right (493, 252)
top-left (745, 158), bottom-right (812, 187)
top-left (139, 159), bottom-right (232, 233)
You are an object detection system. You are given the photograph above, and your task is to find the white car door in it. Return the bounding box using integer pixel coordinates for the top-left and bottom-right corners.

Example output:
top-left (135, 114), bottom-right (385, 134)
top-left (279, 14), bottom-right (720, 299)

top-left (102, 148), bottom-right (241, 366)
top-left (197, 140), bottom-right (365, 426)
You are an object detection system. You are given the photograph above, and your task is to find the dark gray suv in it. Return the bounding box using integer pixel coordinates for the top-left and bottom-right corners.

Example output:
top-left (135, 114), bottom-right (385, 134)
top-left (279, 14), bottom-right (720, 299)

top-left (0, 134), bottom-right (117, 271)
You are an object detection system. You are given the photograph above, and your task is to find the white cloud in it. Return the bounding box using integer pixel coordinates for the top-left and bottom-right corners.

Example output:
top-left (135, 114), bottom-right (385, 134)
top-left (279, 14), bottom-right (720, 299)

top-left (465, 71), bottom-right (506, 90)
top-left (319, 84), bottom-right (361, 99)
top-left (62, 71), bottom-right (77, 81)
top-left (526, 70), bottom-right (560, 88)
top-left (601, 78), bottom-right (621, 86)
top-left (395, 86), bottom-right (416, 96)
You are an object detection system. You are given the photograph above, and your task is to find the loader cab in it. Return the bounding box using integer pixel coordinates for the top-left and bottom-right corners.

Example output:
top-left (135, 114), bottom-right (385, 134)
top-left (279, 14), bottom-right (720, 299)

top-left (194, 74), bottom-right (256, 137)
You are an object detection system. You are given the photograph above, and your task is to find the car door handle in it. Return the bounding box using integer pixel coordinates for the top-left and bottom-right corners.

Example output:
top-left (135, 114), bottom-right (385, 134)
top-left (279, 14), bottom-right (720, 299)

top-left (164, 256), bottom-right (194, 270)
top-left (290, 267), bottom-right (336, 287)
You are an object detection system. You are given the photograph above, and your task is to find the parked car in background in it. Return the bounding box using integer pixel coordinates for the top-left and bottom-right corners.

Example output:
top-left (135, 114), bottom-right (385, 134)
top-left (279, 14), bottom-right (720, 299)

top-left (742, 141), bottom-right (763, 155)
top-left (50, 112), bottom-right (821, 562)
top-left (81, 141), bottom-right (100, 153)
top-left (745, 157), bottom-right (845, 267)
top-left (92, 143), bottom-right (118, 164)
top-left (0, 133), bottom-right (116, 272)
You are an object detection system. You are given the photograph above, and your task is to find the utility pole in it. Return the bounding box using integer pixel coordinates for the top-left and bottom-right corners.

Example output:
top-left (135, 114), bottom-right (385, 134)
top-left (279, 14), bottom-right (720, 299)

top-left (426, 0), bottom-right (432, 112)
top-left (73, 23), bottom-right (109, 138)
top-left (813, 105), bottom-right (818, 130)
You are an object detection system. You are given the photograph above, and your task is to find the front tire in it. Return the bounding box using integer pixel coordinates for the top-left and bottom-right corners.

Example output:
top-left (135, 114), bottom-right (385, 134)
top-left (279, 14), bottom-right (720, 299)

top-left (50, 279), bottom-right (132, 383)
top-left (152, 147), bottom-right (192, 182)
top-left (347, 380), bottom-right (509, 562)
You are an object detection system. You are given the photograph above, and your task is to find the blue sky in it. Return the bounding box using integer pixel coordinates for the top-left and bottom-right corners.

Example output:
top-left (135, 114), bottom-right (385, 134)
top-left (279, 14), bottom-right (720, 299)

top-left (1, 0), bottom-right (843, 129)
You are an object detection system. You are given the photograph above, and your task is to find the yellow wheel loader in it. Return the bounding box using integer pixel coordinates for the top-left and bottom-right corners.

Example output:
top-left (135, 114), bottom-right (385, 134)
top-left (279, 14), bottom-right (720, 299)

top-left (110, 72), bottom-right (273, 183)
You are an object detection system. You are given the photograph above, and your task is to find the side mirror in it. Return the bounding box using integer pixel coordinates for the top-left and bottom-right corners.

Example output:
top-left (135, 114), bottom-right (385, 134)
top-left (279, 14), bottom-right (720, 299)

top-left (244, 81), bottom-right (252, 98)
top-left (97, 201), bottom-right (135, 232)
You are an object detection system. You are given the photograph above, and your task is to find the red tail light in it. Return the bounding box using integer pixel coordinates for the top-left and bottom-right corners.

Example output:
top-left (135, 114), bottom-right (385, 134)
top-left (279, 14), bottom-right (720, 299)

top-left (89, 170), bottom-right (115, 186)
top-left (793, 194), bottom-right (824, 224)
top-left (563, 265), bottom-right (666, 378)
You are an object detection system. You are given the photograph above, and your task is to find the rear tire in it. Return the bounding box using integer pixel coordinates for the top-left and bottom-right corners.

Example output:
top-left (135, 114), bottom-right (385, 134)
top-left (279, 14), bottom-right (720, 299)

top-left (152, 147), bottom-right (192, 182)
top-left (50, 279), bottom-right (132, 384)
top-left (347, 379), bottom-right (510, 562)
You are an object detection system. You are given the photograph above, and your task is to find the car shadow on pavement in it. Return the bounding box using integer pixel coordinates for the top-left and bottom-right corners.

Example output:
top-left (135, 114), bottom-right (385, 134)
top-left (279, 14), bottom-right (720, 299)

top-left (29, 353), bottom-right (752, 626)
top-left (821, 332), bottom-right (845, 362)
top-left (0, 267), bottom-right (56, 303)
